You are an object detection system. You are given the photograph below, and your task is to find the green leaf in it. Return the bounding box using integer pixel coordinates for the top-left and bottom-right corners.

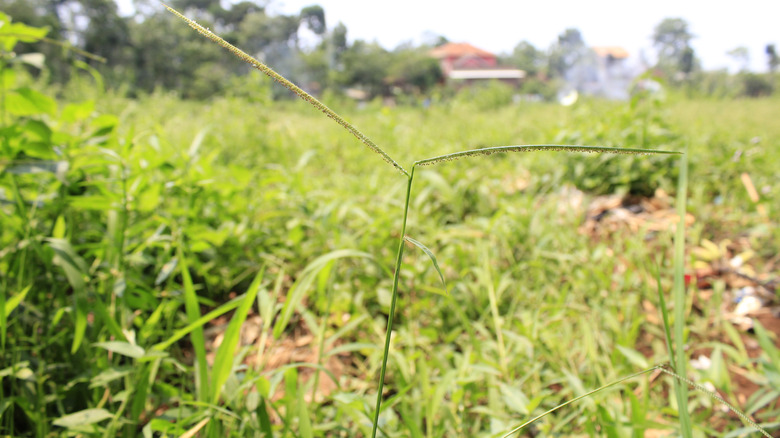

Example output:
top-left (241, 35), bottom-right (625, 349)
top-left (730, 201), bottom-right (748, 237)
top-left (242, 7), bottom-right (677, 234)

top-left (753, 320), bottom-right (780, 368)
top-left (94, 341), bottom-right (145, 359)
top-left (0, 68), bottom-right (15, 90)
top-left (500, 382), bottom-right (530, 415)
top-left (177, 244), bottom-right (209, 400)
top-left (616, 345), bottom-right (649, 368)
top-left (53, 408), bottom-right (113, 428)
top-left (155, 257), bottom-right (178, 286)
top-left (404, 236), bottom-right (447, 293)
top-left (257, 397), bottom-right (273, 436)
top-left (273, 249), bottom-right (372, 339)
top-left (152, 294), bottom-right (245, 351)
top-left (0, 361), bottom-right (33, 380)
top-left (4, 285), bottom-right (31, 318)
top-left (52, 215), bottom-right (66, 239)
top-left (89, 367), bottom-right (133, 388)
top-left (62, 100), bottom-right (95, 123)
top-left (5, 87), bottom-right (56, 116)
top-left (298, 380), bottom-right (314, 438)
top-left (211, 268), bottom-right (264, 403)
top-left (46, 238), bottom-right (89, 353)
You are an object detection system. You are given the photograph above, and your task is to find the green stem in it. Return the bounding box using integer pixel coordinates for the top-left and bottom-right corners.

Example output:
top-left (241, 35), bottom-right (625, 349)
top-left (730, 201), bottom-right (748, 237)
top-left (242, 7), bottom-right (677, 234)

top-left (371, 166), bottom-right (415, 438)
top-left (501, 366), bottom-right (662, 438)
top-left (673, 145), bottom-right (692, 437)
top-left (164, 5), bottom-right (408, 177)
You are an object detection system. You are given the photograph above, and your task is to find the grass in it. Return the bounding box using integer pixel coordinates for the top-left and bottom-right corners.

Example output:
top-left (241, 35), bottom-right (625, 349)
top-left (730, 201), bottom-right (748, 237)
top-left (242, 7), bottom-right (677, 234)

top-left (1, 9), bottom-right (779, 437)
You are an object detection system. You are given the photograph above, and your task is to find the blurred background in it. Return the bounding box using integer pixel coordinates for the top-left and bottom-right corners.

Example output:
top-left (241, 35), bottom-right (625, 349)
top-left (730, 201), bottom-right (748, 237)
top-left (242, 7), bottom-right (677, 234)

top-left (2, 0), bottom-right (778, 101)
top-left (2, 1), bottom-right (779, 437)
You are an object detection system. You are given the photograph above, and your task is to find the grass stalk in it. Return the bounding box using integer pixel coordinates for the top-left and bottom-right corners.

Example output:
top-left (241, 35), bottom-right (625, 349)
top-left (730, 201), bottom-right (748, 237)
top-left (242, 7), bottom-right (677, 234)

top-left (371, 166), bottom-right (415, 438)
top-left (164, 5), bottom-right (408, 176)
top-left (165, 8), bottom-right (688, 435)
top-left (501, 366), bottom-right (662, 438)
top-left (672, 145), bottom-right (692, 437)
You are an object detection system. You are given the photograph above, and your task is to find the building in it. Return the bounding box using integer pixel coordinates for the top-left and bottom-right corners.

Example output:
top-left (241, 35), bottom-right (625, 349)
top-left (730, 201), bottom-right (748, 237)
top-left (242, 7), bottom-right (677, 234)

top-left (589, 46), bottom-right (633, 99)
top-left (430, 42), bottom-right (525, 87)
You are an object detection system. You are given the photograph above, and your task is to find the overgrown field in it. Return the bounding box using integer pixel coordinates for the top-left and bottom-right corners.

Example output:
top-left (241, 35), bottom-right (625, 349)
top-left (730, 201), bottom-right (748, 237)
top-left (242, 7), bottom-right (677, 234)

top-left (2, 69), bottom-right (779, 437)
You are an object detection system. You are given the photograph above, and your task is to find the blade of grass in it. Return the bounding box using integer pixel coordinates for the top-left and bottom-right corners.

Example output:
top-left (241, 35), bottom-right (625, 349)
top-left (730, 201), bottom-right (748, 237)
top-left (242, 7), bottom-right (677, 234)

top-left (210, 267), bottom-right (265, 404)
top-left (177, 242), bottom-right (209, 401)
top-left (273, 249), bottom-right (372, 339)
top-left (657, 367), bottom-right (772, 438)
top-left (45, 238), bottom-right (89, 353)
top-left (672, 145), bottom-right (692, 438)
top-left (654, 260), bottom-right (675, 369)
top-left (404, 236), bottom-right (447, 293)
top-left (501, 366), bottom-right (662, 438)
top-left (152, 294), bottom-right (245, 351)
top-left (414, 145), bottom-right (680, 167)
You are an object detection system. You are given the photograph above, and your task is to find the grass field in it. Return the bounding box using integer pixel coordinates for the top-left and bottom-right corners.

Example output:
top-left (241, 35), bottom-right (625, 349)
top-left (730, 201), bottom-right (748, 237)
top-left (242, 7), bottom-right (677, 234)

top-left (2, 72), bottom-right (780, 437)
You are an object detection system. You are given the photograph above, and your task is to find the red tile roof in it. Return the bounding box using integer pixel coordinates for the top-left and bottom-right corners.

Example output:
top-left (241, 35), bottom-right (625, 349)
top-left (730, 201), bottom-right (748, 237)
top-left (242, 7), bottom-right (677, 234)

top-left (430, 42), bottom-right (495, 59)
top-left (592, 46), bottom-right (629, 59)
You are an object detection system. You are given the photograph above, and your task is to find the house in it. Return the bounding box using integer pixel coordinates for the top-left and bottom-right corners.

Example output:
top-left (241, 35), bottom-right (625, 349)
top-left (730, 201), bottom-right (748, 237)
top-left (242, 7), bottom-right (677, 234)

top-left (590, 46), bottom-right (633, 99)
top-left (430, 42), bottom-right (525, 86)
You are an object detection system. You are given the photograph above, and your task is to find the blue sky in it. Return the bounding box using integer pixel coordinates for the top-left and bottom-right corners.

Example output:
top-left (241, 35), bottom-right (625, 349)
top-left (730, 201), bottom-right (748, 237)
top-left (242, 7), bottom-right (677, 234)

top-left (265, 0), bottom-right (778, 72)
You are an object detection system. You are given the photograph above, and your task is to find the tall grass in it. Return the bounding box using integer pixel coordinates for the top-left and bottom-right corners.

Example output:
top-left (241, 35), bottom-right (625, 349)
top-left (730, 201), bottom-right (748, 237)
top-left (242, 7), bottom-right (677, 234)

top-left (162, 7), bottom-right (693, 437)
top-left (2, 8), bottom-right (777, 437)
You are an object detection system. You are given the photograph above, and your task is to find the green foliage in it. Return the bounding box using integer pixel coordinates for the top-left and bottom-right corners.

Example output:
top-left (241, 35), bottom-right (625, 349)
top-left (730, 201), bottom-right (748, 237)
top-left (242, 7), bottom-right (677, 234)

top-left (504, 40), bottom-right (546, 77)
top-left (557, 89), bottom-right (680, 196)
top-left (452, 80), bottom-right (516, 110)
top-left (652, 18), bottom-right (699, 79)
top-left (2, 10), bottom-right (779, 438)
top-left (740, 73), bottom-right (774, 97)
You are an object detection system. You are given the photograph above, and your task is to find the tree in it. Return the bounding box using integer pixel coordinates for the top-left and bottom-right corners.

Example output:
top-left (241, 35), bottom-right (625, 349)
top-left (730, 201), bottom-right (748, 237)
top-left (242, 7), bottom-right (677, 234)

top-left (300, 5), bottom-right (325, 35)
top-left (766, 44), bottom-right (778, 73)
top-left (337, 40), bottom-right (390, 97)
top-left (506, 40), bottom-right (545, 77)
top-left (387, 48), bottom-right (442, 94)
top-left (329, 21), bottom-right (347, 64)
top-left (727, 46), bottom-right (749, 72)
top-left (652, 18), bottom-right (698, 78)
top-left (79, 0), bottom-right (132, 74)
top-left (548, 28), bottom-right (586, 78)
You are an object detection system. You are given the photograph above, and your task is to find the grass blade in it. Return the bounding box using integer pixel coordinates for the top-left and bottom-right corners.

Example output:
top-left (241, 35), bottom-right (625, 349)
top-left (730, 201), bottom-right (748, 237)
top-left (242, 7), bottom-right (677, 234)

top-left (93, 341), bottom-right (144, 359)
top-left (53, 408), bottom-right (113, 429)
top-left (657, 367), bottom-right (772, 438)
top-left (655, 260), bottom-right (675, 368)
top-left (273, 249), bottom-right (372, 339)
top-left (180, 418), bottom-right (210, 438)
top-left (152, 294), bottom-right (245, 351)
top-left (177, 243), bottom-right (209, 401)
top-left (45, 238), bottom-right (89, 353)
top-left (672, 146), bottom-right (692, 437)
top-left (4, 284), bottom-right (30, 318)
top-left (501, 366), bottom-right (661, 438)
top-left (414, 144), bottom-right (680, 167)
top-left (257, 397), bottom-right (274, 437)
top-left (210, 267), bottom-right (264, 404)
top-left (404, 236), bottom-right (447, 293)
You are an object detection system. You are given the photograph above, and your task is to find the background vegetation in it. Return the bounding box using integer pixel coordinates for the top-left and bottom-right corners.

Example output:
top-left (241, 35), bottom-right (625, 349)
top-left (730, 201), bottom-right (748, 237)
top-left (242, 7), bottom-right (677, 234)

top-left (1, 0), bottom-right (778, 100)
top-left (1, 3), bottom-right (779, 437)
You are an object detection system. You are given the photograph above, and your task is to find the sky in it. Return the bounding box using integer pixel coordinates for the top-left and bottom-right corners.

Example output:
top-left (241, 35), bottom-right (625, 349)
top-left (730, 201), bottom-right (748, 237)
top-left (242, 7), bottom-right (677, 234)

top-left (259, 0), bottom-right (779, 73)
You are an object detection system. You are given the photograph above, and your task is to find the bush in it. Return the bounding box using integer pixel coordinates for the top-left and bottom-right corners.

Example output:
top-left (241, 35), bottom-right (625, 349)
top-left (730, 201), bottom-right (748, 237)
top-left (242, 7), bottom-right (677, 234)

top-left (557, 87), bottom-right (680, 196)
top-left (741, 73), bottom-right (773, 98)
